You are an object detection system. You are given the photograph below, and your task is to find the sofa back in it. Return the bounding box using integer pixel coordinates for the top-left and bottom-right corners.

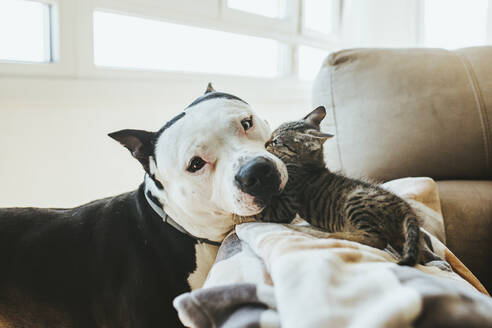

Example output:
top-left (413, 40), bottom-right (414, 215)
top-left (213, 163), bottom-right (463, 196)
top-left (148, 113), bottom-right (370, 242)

top-left (312, 47), bottom-right (492, 181)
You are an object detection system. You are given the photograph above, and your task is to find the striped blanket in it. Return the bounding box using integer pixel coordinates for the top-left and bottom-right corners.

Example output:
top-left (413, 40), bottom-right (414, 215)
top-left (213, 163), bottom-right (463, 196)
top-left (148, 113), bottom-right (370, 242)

top-left (174, 178), bottom-right (492, 328)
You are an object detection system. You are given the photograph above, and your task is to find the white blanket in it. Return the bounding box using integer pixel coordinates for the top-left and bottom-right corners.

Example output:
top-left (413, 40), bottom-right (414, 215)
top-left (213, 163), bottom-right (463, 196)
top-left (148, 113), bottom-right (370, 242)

top-left (174, 178), bottom-right (491, 328)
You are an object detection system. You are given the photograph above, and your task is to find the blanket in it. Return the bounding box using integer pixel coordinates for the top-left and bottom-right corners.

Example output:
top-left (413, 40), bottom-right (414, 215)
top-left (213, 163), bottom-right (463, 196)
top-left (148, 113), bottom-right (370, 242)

top-left (174, 178), bottom-right (492, 328)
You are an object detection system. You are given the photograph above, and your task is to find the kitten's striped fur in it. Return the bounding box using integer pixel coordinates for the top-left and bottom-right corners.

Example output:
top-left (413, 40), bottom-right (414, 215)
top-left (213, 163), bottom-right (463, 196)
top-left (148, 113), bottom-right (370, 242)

top-left (257, 106), bottom-right (422, 266)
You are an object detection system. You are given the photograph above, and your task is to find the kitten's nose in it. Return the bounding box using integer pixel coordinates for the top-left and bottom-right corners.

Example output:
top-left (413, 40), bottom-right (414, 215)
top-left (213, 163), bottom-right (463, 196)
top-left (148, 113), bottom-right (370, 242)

top-left (235, 157), bottom-right (280, 204)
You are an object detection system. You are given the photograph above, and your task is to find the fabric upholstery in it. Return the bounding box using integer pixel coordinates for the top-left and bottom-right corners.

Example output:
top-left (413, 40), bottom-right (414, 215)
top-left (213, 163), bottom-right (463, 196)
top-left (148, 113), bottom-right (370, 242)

top-left (312, 47), bottom-right (492, 180)
top-left (312, 46), bottom-right (492, 292)
top-left (438, 180), bottom-right (492, 291)
top-left (174, 177), bottom-right (490, 328)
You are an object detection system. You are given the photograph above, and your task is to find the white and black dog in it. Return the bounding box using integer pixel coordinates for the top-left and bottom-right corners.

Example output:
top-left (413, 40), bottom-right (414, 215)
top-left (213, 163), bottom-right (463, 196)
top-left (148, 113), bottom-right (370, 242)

top-left (0, 84), bottom-right (287, 327)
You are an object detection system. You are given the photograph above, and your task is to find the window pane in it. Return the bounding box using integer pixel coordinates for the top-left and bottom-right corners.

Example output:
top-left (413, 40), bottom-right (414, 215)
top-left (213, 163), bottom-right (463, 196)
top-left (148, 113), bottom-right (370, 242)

top-left (424, 0), bottom-right (489, 49)
top-left (93, 11), bottom-right (280, 77)
top-left (303, 0), bottom-right (334, 34)
top-left (298, 46), bottom-right (328, 80)
top-left (0, 0), bottom-right (52, 63)
top-left (227, 0), bottom-right (285, 19)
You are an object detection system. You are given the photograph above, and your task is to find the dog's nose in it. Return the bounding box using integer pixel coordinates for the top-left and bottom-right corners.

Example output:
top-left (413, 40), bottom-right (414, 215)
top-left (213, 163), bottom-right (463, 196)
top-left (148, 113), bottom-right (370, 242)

top-left (236, 161), bottom-right (272, 188)
top-left (235, 157), bottom-right (281, 204)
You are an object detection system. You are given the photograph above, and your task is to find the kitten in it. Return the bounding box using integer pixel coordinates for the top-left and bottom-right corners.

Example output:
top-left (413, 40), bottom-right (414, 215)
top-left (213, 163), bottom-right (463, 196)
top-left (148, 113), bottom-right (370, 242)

top-left (256, 106), bottom-right (422, 266)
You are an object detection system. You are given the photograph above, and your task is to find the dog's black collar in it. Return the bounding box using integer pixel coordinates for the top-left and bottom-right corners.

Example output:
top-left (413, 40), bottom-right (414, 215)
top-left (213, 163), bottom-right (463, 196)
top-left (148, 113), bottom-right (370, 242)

top-left (144, 188), bottom-right (222, 247)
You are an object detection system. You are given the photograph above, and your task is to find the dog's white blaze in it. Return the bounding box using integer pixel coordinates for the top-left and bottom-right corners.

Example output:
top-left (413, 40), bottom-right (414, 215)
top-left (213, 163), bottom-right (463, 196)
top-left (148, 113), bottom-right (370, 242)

top-left (152, 98), bottom-right (287, 243)
top-left (148, 97), bottom-right (287, 288)
top-left (187, 243), bottom-right (219, 290)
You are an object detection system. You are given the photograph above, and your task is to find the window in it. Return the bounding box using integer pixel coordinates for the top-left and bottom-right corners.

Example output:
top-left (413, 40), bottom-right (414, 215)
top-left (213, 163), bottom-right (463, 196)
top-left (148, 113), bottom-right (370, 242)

top-left (0, 0), bottom-right (340, 80)
top-left (302, 0), bottom-right (337, 35)
top-left (227, 0), bottom-right (286, 19)
top-left (423, 0), bottom-right (489, 49)
top-left (0, 0), bottom-right (54, 63)
top-left (93, 11), bottom-right (281, 78)
top-left (298, 46), bottom-right (329, 80)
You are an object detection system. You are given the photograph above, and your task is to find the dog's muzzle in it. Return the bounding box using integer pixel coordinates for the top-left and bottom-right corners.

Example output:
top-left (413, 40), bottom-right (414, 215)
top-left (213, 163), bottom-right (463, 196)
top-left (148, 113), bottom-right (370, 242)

top-left (234, 157), bottom-right (281, 206)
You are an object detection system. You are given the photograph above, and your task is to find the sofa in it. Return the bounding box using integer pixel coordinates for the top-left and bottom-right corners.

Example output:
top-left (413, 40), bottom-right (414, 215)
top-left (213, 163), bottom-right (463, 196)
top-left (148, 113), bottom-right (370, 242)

top-left (312, 46), bottom-right (492, 292)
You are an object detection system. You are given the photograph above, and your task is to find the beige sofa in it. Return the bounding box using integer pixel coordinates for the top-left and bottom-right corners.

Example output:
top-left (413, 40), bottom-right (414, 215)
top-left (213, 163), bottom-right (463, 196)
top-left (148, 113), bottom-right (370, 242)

top-left (312, 46), bottom-right (492, 291)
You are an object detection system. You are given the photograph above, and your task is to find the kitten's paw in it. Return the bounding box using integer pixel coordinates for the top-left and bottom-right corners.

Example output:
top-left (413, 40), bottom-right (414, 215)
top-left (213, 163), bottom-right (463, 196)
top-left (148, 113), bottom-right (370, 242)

top-left (397, 257), bottom-right (418, 266)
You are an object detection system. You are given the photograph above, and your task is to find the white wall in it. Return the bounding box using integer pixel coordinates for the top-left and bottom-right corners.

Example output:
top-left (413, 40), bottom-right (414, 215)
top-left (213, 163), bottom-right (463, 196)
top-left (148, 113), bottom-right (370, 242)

top-left (342, 0), bottom-right (419, 48)
top-left (0, 0), bottom-right (421, 208)
top-left (0, 76), bottom-right (310, 207)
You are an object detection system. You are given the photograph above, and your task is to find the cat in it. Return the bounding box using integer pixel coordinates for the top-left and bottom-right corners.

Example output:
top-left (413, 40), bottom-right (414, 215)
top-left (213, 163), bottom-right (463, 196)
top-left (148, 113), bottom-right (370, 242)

top-left (254, 106), bottom-right (423, 266)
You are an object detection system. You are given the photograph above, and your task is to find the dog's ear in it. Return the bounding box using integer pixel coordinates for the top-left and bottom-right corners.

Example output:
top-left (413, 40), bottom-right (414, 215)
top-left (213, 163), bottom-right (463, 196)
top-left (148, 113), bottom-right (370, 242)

top-left (303, 106), bottom-right (326, 128)
top-left (205, 82), bottom-right (216, 94)
top-left (108, 129), bottom-right (155, 172)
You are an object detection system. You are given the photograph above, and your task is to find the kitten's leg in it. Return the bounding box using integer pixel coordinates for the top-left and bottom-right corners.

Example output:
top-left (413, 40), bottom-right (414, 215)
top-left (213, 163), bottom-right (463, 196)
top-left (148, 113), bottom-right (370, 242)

top-left (344, 210), bottom-right (390, 250)
top-left (398, 213), bottom-right (421, 266)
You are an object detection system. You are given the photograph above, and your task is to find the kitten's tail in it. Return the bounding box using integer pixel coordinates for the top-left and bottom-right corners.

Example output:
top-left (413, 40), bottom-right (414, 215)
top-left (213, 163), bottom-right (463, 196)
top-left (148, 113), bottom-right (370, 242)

top-left (398, 213), bottom-right (421, 266)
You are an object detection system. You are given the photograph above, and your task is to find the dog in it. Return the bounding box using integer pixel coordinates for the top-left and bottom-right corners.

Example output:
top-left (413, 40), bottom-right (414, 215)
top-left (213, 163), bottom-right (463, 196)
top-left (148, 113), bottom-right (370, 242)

top-left (0, 84), bottom-right (287, 327)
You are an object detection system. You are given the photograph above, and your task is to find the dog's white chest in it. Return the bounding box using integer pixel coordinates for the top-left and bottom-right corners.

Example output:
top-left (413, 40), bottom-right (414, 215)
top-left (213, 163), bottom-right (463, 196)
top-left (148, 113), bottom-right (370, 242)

top-left (187, 243), bottom-right (219, 290)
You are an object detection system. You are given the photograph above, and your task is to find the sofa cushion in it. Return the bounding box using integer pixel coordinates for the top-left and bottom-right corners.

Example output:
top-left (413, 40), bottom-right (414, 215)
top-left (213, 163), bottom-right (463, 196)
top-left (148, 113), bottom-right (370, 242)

top-left (438, 180), bottom-right (492, 292)
top-left (313, 47), bottom-right (492, 180)
top-left (382, 177), bottom-right (446, 244)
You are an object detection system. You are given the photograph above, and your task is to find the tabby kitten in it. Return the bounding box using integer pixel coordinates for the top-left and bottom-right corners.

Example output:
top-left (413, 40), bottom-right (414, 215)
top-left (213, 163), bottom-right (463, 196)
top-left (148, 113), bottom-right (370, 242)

top-left (257, 106), bottom-right (422, 266)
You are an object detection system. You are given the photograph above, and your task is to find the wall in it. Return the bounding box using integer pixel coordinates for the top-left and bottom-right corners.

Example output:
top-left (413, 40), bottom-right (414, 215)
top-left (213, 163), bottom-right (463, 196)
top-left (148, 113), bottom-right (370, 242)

top-left (0, 0), bottom-right (421, 207)
top-left (342, 0), bottom-right (420, 48)
top-left (0, 75), bottom-right (310, 207)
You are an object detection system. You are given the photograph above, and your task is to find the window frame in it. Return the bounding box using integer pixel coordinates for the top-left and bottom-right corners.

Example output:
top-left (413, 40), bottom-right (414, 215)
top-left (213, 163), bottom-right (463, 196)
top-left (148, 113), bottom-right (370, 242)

top-left (0, 0), bottom-right (75, 76)
top-left (300, 0), bottom-right (342, 45)
top-left (221, 0), bottom-right (297, 34)
top-left (489, 2), bottom-right (492, 43)
top-left (0, 0), bottom-right (341, 82)
top-left (0, 0), bottom-right (54, 64)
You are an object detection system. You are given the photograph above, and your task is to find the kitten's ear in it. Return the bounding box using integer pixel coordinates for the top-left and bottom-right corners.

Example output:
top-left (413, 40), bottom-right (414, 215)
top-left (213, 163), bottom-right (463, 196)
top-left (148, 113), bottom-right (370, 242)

top-left (299, 134), bottom-right (325, 151)
top-left (300, 130), bottom-right (333, 151)
top-left (306, 129), bottom-right (334, 141)
top-left (303, 106), bottom-right (326, 128)
top-left (108, 129), bottom-right (156, 172)
top-left (205, 82), bottom-right (216, 94)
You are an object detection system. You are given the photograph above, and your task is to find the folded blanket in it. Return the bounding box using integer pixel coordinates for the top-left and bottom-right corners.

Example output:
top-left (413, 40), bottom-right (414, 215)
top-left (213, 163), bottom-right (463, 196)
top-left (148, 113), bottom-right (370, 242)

top-left (174, 178), bottom-right (492, 328)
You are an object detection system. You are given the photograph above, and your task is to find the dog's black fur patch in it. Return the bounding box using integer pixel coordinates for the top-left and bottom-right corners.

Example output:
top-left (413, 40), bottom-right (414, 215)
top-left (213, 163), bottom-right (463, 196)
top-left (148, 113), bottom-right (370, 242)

top-left (156, 111), bottom-right (186, 137)
top-left (185, 92), bottom-right (248, 109)
top-left (146, 189), bottom-right (163, 208)
top-left (150, 174), bottom-right (164, 190)
top-left (0, 184), bottom-right (197, 327)
top-left (153, 91), bottom-right (246, 147)
top-left (151, 92), bottom-right (246, 156)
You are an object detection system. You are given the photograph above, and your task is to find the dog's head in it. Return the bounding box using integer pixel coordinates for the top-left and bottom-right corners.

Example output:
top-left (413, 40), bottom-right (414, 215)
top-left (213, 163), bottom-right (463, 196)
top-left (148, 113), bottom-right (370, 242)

top-left (109, 84), bottom-right (287, 241)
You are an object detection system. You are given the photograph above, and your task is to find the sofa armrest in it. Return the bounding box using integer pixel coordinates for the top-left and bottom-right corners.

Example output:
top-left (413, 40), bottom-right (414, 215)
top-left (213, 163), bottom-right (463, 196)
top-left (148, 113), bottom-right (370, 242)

top-left (312, 47), bottom-right (492, 181)
top-left (438, 180), bottom-right (492, 292)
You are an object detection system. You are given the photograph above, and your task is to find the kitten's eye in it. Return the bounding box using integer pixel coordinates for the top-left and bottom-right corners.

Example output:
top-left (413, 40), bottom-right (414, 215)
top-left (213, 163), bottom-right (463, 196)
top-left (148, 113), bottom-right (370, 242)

top-left (187, 156), bottom-right (206, 173)
top-left (241, 117), bottom-right (253, 131)
top-left (272, 139), bottom-right (279, 145)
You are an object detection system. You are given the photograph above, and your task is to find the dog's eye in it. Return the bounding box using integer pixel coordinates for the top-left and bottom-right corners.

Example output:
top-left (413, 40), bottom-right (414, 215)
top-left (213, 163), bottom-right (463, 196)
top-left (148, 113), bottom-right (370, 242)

top-left (187, 156), bottom-right (206, 173)
top-left (241, 117), bottom-right (253, 131)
